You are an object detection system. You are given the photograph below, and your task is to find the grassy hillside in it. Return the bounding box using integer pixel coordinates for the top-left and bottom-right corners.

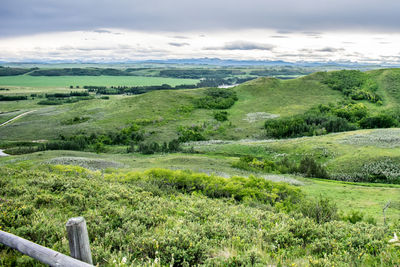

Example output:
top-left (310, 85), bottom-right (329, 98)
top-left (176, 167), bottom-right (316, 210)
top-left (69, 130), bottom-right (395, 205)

top-left (2, 68), bottom-right (400, 142)
top-left (0, 71), bottom-right (350, 141)
top-left (227, 74), bottom-right (344, 139)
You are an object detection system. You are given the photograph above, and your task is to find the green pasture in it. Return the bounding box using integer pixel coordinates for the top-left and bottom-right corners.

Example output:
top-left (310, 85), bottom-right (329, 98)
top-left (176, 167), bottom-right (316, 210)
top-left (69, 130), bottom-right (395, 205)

top-left (0, 75), bottom-right (199, 87)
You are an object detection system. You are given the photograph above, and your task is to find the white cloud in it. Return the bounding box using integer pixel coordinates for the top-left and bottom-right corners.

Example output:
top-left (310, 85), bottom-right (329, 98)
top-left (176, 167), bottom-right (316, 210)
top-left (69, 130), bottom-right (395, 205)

top-left (0, 29), bottom-right (399, 64)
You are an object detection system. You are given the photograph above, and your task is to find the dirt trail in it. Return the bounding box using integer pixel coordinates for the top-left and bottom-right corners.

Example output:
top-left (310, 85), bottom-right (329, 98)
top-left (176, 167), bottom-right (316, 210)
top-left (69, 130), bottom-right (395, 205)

top-left (0, 149), bottom-right (8, 157)
top-left (0, 110), bottom-right (36, 127)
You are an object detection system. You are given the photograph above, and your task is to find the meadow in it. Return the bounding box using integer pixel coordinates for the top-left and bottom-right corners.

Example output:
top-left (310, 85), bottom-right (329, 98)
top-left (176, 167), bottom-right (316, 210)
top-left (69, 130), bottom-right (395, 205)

top-left (0, 75), bottom-right (199, 87)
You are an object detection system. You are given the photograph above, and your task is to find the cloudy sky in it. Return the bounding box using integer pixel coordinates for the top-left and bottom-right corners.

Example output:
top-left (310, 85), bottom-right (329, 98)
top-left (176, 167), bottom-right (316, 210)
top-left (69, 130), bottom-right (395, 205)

top-left (1, 0), bottom-right (400, 63)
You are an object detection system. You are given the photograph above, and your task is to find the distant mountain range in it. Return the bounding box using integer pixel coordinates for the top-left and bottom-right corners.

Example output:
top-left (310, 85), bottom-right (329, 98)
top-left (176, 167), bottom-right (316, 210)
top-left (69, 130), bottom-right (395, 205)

top-left (1, 58), bottom-right (399, 68)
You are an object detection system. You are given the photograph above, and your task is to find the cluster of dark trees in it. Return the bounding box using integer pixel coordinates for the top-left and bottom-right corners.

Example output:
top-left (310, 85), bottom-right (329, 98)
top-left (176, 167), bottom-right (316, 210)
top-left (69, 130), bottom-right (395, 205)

top-left (265, 101), bottom-right (400, 138)
top-left (0, 66), bottom-right (38, 76)
top-left (82, 77), bottom-right (246, 96)
top-left (37, 90), bottom-right (92, 105)
top-left (321, 70), bottom-right (381, 103)
top-left (128, 139), bottom-right (180, 154)
top-left (29, 68), bottom-right (134, 76)
top-left (194, 88), bottom-right (238, 109)
top-left (45, 91), bottom-right (89, 98)
top-left (0, 95), bottom-right (28, 101)
top-left (84, 84), bottom-right (193, 95)
top-left (159, 69), bottom-right (245, 79)
top-left (37, 123), bottom-right (183, 155)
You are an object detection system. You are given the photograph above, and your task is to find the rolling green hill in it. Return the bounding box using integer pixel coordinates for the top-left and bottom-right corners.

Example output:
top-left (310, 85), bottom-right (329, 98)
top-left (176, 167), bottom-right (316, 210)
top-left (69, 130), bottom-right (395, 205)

top-left (1, 68), bottom-right (400, 142)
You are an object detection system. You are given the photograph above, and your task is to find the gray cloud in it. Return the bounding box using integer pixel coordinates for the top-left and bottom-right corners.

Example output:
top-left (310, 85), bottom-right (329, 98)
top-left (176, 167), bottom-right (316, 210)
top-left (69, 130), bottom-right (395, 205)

top-left (1, 0), bottom-right (400, 37)
top-left (171, 35), bottom-right (190, 39)
top-left (58, 44), bottom-right (134, 51)
top-left (205, 41), bottom-right (275, 51)
top-left (300, 47), bottom-right (345, 53)
top-left (316, 47), bottom-right (345, 52)
top-left (302, 31), bottom-right (322, 38)
top-left (93, 29), bottom-right (112, 34)
top-left (169, 42), bottom-right (190, 47)
top-left (270, 35), bottom-right (289, 38)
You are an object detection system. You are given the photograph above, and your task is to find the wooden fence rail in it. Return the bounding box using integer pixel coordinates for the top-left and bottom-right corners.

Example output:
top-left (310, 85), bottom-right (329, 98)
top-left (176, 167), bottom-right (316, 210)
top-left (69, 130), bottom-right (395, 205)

top-left (0, 217), bottom-right (94, 267)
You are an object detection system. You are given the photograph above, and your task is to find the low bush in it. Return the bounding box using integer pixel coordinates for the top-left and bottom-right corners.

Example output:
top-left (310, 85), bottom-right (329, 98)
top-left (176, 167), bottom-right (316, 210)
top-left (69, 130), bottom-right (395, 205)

top-left (132, 139), bottom-right (181, 154)
top-left (233, 155), bottom-right (329, 178)
top-left (342, 210), bottom-right (365, 224)
top-left (213, 111), bottom-right (228, 121)
top-left (177, 125), bottom-right (206, 142)
top-left (298, 196), bottom-right (339, 223)
top-left (194, 88), bottom-right (238, 109)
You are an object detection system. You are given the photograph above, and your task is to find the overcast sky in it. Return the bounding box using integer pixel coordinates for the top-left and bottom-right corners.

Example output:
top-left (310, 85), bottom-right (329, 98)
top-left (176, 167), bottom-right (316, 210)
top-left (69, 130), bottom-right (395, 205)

top-left (1, 0), bottom-right (400, 63)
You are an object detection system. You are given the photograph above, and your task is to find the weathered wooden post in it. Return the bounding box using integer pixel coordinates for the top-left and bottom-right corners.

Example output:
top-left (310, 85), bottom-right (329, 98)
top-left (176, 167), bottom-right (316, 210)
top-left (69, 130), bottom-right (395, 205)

top-left (0, 230), bottom-right (93, 267)
top-left (383, 201), bottom-right (391, 225)
top-left (66, 217), bottom-right (93, 265)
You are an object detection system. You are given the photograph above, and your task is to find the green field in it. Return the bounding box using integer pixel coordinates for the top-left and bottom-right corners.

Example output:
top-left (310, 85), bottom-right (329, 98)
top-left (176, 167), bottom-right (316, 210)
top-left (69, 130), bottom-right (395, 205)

top-left (0, 75), bottom-right (199, 87)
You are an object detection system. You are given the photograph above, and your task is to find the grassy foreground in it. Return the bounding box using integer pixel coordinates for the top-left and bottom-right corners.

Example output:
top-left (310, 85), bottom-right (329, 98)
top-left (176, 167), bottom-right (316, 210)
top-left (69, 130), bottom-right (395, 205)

top-left (0, 165), bottom-right (399, 266)
top-left (1, 149), bottom-right (399, 224)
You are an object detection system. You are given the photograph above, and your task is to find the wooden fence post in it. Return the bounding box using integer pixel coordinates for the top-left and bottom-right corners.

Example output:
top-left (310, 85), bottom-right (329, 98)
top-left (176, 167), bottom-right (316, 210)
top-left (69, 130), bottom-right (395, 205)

top-left (66, 217), bottom-right (93, 265)
top-left (0, 230), bottom-right (93, 267)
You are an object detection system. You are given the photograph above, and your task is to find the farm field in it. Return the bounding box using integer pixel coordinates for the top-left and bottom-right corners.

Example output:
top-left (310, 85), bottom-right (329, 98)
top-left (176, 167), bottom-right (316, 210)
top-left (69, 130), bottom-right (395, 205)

top-left (0, 75), bottom-right (199, 87)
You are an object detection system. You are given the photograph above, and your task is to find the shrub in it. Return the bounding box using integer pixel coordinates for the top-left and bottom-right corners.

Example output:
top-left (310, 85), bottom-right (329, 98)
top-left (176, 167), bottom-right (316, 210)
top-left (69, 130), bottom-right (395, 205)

top-left (342, 210), bottom-right (364, 224)
top-left (298, 156), bottom-right (328, 178)
top-left (359, 113), bottom-right (398, 128)
top-left (298, 196), bottom-right (339, 223)
top-left (213, 111), bottom-right (228, 121)
top-left (194, 88), bottom-right (238, 109)
top-left (177, 125), bottom-right (206, 142)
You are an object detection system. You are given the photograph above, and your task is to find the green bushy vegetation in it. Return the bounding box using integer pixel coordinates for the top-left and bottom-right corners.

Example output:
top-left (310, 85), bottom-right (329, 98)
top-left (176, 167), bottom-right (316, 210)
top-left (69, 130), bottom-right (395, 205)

top-left (232, 155), bottom-right (328, 178)
top-left (177, 125), bottom-right (207, 142)
top-left (194, 88), bottom-right (238, 109)
top-left (265, 101), bottom-right (400, 138)
top-left (37, 96), bottom-right (94, 105)
top-left (29, 68), bottom-right (134, 76)
top-left (0, 95), bottom-right (28, 101)
top-left (0, 166), bottom-right (399, 266)
top-left (129, 139), bottom-right (181, 154)
top-left (322, 70), bottom-right (382, 103)
top-left (0, 67), bottom-right (37, 76)
top-left (61, 116), bottom-right (90, 125)
top-left (213, 111), bottom-right (228, 121)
